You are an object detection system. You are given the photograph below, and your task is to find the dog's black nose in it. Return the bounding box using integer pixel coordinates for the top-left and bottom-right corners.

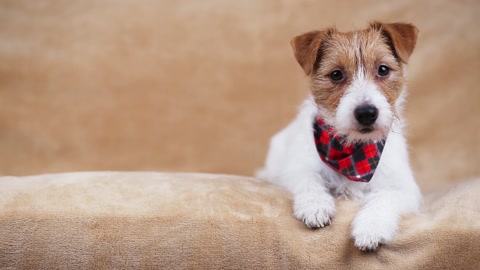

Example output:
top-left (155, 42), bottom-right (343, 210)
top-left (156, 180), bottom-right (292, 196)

top-left (354, 105), bottom-right (378, 126)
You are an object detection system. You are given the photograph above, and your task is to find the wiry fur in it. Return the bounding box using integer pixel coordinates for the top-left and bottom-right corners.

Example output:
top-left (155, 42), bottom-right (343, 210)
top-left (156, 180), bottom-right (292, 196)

top-left (256, 22), bottom-right (421, 251)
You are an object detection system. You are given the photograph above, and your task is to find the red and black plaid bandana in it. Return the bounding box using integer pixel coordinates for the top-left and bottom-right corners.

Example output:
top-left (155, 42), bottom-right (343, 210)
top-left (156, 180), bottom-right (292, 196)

top-left (313, 118), bottom-right (386, 182)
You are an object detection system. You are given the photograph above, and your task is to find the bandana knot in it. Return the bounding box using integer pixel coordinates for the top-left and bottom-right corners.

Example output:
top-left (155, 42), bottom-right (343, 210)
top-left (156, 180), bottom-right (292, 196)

top-left (313, 118), bottom-right (386, 182)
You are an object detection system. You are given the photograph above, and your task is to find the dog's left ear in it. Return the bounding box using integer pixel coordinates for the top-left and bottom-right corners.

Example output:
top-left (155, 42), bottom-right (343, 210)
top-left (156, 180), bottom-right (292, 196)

top-left (371, 22), bottom-right (418, 63)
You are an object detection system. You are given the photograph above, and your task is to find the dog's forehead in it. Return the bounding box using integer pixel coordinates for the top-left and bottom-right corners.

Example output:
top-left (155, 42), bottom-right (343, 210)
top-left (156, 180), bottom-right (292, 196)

top-left (318, 28), bottom-right (394, 70)
top-left (324, 29), bottom-right (386, 54)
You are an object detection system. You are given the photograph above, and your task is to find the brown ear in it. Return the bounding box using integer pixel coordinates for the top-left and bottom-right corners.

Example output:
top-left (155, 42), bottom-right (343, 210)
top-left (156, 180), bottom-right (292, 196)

top-left (371, 22), bottom-right (418, 63)
top-left (290, 29), bottom-right (332, 76)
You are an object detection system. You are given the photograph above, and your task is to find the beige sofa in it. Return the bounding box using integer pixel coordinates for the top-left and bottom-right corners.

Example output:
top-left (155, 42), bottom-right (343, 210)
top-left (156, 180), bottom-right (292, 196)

top-left (1, 0), bottom-right (479, 269)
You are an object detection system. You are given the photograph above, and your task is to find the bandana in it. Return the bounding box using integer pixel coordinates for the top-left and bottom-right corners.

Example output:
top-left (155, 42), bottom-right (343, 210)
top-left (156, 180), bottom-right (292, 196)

top-left (313, 118), bottom-right (386, 182)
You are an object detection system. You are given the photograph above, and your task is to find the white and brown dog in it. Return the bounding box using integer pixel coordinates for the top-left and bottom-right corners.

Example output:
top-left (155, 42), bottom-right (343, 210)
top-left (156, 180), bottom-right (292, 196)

top-left (257, 22), bottom-right (421, 251)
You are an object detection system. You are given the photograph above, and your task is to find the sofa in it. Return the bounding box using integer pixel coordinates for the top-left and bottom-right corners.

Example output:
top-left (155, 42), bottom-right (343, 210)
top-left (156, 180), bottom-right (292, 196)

top-left (1, 0), bottom-right (479, 269)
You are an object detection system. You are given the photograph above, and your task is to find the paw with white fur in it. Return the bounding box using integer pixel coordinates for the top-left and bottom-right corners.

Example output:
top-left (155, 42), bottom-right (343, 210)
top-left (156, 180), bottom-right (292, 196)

top-left (293, 191), bottom-right (336, 228)
top-left (351, 212), bottom-right (397, 251)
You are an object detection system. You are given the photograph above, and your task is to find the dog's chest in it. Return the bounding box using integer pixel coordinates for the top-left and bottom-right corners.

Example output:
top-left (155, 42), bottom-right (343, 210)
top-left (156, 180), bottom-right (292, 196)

top-left (320, 164), bottom-right (372, 200)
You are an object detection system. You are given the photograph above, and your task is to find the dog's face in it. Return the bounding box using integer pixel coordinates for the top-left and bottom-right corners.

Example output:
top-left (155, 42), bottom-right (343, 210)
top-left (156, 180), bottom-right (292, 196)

top-left (291, 22), bottom-right (418, 143)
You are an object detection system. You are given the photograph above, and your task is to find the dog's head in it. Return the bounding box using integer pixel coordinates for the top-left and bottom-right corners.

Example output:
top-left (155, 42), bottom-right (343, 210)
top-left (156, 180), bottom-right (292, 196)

top-left (291, 22), bottom-right (418, 143)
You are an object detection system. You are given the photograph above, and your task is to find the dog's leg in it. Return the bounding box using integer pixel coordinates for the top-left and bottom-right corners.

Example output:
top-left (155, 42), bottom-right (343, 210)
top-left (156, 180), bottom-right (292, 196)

top-left (351, 188), bottom-right (418, 251)
top-left (351, 134), bottom-right (421, 251)
top-left (260, 98), bottom-right (336, 228)
top-left (351, 185), bottom-right (421, 251)
top-left (289, 172), bottom-right (336, 228)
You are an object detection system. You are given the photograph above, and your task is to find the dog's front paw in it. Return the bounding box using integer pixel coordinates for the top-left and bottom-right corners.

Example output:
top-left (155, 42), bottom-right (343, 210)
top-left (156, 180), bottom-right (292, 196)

top-left (351, 215), bottom-right (397, 251)
top-left (352, 231), bottom-right (384, 252)
top-left (293, 192), bottom-right (336, 229)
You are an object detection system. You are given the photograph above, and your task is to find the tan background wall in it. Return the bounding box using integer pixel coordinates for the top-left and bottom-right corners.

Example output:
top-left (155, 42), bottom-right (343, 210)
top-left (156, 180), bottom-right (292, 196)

top-left (0, 0), bottom-right (479, 192)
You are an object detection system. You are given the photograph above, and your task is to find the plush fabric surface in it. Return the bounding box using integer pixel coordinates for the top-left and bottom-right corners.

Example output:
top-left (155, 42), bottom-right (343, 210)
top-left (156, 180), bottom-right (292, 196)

top-left (0, 0), bottom-right (479, 193)
top-left (1, 172), bottom-right (479, 269)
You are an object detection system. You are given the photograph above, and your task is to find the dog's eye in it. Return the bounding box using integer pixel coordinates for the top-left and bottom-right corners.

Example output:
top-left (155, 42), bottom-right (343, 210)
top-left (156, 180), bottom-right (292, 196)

top-left (377, 65), bottom-right (390, 77)
top-left (330, 70), bottom-right (344, 82)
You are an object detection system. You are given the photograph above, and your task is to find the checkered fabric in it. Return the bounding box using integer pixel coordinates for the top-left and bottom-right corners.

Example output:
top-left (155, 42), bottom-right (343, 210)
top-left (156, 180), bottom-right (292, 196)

top-left (313, 118), bottom-right (386, 182)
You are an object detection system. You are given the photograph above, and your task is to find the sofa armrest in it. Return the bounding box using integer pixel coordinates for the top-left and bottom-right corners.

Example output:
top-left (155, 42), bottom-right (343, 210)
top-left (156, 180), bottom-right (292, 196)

top-left (1, 172), bottom-right (479, 269)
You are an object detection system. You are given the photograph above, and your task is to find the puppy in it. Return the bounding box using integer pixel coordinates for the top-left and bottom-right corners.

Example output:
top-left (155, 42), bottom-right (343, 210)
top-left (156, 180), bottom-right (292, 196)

top-left (256, 22), bottom-right (422, 251)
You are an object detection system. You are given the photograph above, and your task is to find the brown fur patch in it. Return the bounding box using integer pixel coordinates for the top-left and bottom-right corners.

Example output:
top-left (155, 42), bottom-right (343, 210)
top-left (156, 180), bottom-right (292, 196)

top-left (370, 22), bottom-right (418, 64)
top-left (290, 28), bottom-right (336, 76)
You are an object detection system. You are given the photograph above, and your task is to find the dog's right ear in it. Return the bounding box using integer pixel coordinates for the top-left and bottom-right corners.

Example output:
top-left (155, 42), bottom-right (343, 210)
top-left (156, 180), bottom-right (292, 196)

top-left (290, 29), bottom-right (333, 76)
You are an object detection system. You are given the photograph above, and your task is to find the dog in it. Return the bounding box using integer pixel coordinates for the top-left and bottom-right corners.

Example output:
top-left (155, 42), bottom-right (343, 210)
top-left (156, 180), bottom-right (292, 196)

top-left (256, 22), bottom-right (422, 251)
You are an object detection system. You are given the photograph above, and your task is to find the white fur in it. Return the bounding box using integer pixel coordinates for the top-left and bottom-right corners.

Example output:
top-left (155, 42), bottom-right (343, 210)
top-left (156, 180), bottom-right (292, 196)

top-left (332, 71), bottom-right (394, 143)
top-left (257, 89), bottom-right (421, 250)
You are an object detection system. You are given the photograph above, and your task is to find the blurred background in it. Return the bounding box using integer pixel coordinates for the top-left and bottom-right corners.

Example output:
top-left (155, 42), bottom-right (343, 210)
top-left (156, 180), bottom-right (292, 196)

top-left (0, 0), bottom-right (478, 192)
